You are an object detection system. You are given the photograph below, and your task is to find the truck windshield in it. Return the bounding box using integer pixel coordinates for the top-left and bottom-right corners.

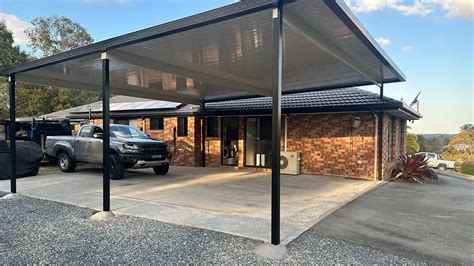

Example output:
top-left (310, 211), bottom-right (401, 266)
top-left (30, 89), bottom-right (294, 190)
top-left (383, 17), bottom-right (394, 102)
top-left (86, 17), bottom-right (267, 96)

top-left (110, 125), bottom-right (147, 139)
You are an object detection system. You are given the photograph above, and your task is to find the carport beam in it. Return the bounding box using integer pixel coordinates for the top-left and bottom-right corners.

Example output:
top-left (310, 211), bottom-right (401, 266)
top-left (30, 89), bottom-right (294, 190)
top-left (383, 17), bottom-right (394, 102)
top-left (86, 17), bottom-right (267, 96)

top-left (9, 74), bottom-right (16, 194)
top-left (271, 1), bottom-right (283, 246)
top-left (102, 52), bottom-right (111, 212)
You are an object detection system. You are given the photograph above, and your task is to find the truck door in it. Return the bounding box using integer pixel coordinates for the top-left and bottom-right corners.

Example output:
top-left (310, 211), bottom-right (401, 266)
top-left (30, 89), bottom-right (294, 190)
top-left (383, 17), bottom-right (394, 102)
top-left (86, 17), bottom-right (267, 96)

top-left (426, 153), bottom-right (437, 167)
top-left (75, 126), bottom-right (93, 161)
top-left (89, 126), bottom-right (104, 163)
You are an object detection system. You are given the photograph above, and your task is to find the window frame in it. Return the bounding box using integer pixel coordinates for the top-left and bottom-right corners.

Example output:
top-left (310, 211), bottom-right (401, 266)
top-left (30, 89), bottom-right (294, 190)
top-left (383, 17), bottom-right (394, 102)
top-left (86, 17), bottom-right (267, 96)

top-left (79, 126), bottom-right (93, 137)
top-left (387, 117), bottom-right (393, 162)
top-left (150, 117), bottom-right (164, 130)
top-left (206, 117), bottom-right (219, 138)
top-left (177, 117), bottom-right (188, 137)
top-left (114, 119), bottom-right (129, 125)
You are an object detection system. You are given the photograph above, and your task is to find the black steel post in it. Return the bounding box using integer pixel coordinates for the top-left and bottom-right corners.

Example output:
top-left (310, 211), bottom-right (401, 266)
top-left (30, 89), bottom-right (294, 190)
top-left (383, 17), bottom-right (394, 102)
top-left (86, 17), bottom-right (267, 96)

top-left (271, 0), bottom-right (283, 246)
top-left (379, 83), bottom-right (384, 101)
top-left (8, 74), bottom-right (16, 194)
top-left (102, 53), bottom-right (111, 212)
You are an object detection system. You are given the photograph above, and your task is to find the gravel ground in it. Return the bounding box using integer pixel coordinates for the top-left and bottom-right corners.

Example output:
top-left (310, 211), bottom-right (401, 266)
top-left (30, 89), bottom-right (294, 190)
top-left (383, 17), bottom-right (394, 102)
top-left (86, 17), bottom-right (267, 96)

top-left (0, 193), bottom-right (423, 264)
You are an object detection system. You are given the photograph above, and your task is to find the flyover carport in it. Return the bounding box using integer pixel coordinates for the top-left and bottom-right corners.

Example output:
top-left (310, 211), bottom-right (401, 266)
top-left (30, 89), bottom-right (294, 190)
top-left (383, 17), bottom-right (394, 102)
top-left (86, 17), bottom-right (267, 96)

top-left (2, 0), bottom-right (405, 245)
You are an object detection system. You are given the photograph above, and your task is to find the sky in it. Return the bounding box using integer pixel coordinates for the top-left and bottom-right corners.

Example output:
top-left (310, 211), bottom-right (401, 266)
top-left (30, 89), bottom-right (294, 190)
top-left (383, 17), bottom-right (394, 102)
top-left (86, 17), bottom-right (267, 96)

top-left (0, 0), bottom-right (472, 134)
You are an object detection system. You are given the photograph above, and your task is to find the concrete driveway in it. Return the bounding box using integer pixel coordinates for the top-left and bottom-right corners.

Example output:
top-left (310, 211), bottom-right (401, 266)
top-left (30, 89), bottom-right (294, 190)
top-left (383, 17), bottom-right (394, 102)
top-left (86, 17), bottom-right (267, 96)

top-left (0, 166), bottom-right (375, 244)
top-left (312, 173), bottom-right (474, 264)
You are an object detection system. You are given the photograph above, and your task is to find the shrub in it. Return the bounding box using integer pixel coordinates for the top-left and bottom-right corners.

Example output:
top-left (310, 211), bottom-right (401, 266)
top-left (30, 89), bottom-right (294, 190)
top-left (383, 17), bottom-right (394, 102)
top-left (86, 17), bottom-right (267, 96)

top-left (391, 153), bottom-right (438, 184)
top-left (460, 161), bottom-right (474, 175)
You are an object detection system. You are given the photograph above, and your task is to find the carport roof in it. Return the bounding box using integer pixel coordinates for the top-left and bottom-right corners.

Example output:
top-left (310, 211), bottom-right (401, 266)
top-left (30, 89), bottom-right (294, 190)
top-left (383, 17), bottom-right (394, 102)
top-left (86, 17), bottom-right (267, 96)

top-left (2, 0), bottom-right (405, 104)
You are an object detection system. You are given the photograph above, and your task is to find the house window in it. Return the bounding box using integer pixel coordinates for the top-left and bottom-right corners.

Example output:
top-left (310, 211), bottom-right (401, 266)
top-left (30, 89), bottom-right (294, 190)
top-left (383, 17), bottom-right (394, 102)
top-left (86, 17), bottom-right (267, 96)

top-left (399, 121), bottom-right (405, 154)
top-left (150, 118), bottom-right (164, 130)
top-left (206, 117), bottom-right (218, 137)
top-left (114, 119), bottom-right (129, 125)
top-left (387, 117), bottom-right (394, 162)
top-left (177, 117), bottom-right (188, 137)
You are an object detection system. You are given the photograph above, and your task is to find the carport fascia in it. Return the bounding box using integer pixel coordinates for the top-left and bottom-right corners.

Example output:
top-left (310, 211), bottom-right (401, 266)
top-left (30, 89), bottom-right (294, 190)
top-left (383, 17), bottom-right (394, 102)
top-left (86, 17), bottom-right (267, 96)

top-left (2, 0), bottom-right (405, 245)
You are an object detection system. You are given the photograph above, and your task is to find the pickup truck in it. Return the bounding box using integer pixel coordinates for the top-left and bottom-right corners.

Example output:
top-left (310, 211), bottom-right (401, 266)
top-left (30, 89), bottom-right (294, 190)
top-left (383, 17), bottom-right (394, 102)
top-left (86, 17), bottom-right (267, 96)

top-left (45, 124), bottom-right (169, 179)
top-left (417, 152), bottom-right (455, 171)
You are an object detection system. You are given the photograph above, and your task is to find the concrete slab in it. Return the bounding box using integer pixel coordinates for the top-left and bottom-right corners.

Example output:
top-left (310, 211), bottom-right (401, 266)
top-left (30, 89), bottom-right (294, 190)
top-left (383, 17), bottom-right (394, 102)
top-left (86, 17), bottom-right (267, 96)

top-left (0, 166), bottom-right (376, 244)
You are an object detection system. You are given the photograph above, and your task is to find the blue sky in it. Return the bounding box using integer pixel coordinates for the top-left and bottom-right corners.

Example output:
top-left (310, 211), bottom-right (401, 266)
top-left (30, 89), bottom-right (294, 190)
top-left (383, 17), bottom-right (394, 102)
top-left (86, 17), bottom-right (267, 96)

top-left (0, 0), bottom-right (472, 134)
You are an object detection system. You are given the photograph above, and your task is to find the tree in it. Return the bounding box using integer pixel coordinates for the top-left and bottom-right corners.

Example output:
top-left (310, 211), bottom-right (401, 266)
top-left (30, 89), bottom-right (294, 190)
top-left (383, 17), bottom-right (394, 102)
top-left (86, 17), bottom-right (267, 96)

top-left (460, 124), bottom-right (473, 131)
top-left (20, 15), bottom-right (100, 117)
top-left (443, 126), bottom-right (474, 164)
top-left (0, 20), bottom-right (30, 119)
top-left (406, 133), bottom-right (420, 154)
top-left (25, 16), bottom-right (93, 56)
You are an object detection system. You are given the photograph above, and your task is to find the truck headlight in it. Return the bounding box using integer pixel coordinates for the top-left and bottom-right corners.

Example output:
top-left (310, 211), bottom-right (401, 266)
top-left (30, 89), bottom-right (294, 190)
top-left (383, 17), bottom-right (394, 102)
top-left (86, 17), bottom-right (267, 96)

top-left (120, 143), bottom-right (140, 153)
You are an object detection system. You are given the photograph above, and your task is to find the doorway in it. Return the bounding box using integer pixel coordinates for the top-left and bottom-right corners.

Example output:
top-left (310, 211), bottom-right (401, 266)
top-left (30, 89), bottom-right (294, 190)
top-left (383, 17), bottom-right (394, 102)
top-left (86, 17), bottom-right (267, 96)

top-left (221, 117), bottom-right (239, 166)
top-left (245, 117), bottom-right (272, 168)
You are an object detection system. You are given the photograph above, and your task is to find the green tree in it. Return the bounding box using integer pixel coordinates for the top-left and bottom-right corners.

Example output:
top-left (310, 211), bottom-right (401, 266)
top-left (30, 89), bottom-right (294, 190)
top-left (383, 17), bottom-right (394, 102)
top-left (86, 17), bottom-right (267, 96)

top-left (443, 127), bottom-right (474, 164)
top-left (0, 20), bottom-right (30, 119)
top-left (25, 15), bottom-right (93, 56)
top-left (19, 15), bottom-right (100, 117)
top-left (406, 133), bottom-right (420, 154)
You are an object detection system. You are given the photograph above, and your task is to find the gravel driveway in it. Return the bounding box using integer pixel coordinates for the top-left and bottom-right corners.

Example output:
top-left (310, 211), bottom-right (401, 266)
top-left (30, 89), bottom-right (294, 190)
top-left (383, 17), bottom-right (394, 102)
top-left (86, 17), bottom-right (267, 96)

top-left (0, 193), bottom-right (421, 264)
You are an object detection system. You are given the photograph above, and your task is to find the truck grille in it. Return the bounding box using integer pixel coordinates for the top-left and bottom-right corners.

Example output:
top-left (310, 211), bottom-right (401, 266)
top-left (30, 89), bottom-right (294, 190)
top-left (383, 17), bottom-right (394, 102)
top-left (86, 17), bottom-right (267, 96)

top-left (138, 144), bottom-right (167, 155)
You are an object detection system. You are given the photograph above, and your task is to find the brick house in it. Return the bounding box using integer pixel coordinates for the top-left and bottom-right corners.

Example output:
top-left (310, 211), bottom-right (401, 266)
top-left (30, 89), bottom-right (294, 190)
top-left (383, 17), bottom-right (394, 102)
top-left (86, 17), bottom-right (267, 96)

top-left (42, 88), bottom-right (421, 180)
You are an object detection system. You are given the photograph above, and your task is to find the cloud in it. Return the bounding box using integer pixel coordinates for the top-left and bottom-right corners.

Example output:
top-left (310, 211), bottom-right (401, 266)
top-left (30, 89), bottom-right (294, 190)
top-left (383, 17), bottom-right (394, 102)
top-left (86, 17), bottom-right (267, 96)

top-left (402, 46), bottom-right (414, 52)
top-left (344, 0), bottom-right (473, 19)
top-left (427, 0), bottom-right (474, 20)
top-left (375, 37), bottom-right (392, 46)
top-left (0, 12), bottom-right (31, 44)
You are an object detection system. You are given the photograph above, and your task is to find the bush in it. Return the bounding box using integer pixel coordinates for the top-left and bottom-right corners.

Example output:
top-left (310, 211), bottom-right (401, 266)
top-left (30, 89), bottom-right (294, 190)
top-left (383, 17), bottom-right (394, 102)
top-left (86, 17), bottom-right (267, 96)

top-left (391, 153), bottom-right (439, 184)
top-left (460, 161), bottom-right (474, 175)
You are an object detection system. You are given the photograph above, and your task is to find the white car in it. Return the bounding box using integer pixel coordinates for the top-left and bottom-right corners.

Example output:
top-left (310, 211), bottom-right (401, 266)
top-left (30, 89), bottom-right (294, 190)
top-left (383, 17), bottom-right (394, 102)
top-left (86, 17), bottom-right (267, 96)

top-left (417, 152), bottom-right (455, 171)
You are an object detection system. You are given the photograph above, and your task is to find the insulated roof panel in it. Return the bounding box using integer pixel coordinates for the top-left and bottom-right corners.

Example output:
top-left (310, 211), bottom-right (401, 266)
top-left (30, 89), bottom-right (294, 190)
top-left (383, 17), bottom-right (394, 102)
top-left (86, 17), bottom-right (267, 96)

top-left (6, 0), bottom-right (406, 104)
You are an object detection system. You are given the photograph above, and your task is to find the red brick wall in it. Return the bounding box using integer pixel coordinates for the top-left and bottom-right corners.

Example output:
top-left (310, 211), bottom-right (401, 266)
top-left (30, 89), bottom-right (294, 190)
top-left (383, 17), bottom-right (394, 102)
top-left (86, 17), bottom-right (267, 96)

top-left (380, 114), bottom-right (408, 179)
top-left (204, 117), bottom-right (221, 167)
top-left (142, 117), bottom-right (201, 167)
top-left (286, 113), bottom-right (376, 179)
top-left (79, 112), bottom-right (408, 180)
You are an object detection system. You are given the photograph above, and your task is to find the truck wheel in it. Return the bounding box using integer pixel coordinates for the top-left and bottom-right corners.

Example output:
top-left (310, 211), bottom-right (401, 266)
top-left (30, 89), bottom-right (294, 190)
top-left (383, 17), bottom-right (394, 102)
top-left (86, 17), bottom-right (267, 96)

top-left (437, 164), bottom-right (447, 171)
top-left (58, 151), bottom-right (76, 173)
top-left (153, 163), bottom-right (169, 175)
top-left (110, 154), bottom-right (125, 180)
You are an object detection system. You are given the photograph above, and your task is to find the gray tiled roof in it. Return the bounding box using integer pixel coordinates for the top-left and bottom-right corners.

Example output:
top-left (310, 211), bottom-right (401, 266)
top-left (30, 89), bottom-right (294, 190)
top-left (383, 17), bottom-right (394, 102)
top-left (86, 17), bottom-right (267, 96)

top-left (204, 88), bottom-right (399, 112)
top-left (37, 88), bottom-right (420, 120)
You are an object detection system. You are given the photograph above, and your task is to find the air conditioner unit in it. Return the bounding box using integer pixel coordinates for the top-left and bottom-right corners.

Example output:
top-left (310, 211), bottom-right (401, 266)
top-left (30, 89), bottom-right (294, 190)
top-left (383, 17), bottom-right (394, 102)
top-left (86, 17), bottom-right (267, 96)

top-left (280, 151), bottom-right (301, 175)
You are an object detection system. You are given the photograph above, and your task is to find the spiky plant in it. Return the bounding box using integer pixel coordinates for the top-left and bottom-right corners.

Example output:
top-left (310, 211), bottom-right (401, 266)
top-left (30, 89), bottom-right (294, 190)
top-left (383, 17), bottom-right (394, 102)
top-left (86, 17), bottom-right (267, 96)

top-left (394, 153), bottom-right (430, 184)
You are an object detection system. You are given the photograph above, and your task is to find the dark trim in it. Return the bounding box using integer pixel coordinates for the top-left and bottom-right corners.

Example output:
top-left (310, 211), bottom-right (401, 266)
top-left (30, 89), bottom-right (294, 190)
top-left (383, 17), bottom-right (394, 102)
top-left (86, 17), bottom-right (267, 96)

top-left (9, 74), bottom-right (16, 194)
top-left (204, 102), bottom-right (402, 116)
top-left (1, 0), bottom-right (281, 75)
top-left (324, 0), bottom-right (406, 82)
top-left (102, 57), bottom-right (111, 212)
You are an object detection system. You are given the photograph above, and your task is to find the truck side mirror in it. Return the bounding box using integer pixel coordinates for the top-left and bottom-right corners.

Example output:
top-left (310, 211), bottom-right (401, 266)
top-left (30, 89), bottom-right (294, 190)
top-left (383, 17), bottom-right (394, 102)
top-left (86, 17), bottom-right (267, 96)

top-left (92, 133), bottom-right (103, 139)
